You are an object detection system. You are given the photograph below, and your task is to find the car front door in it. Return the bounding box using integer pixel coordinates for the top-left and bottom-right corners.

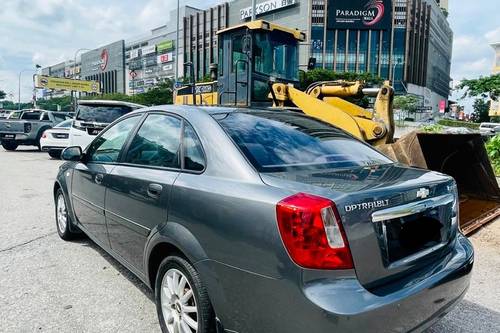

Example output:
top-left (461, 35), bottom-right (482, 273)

top-left (71, 115), bottom-right (142, 247)
top-left (105, 113), bottom-right (185, 271)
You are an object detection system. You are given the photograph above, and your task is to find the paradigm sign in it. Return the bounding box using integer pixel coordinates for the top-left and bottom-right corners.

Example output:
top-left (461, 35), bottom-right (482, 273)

top-left (35, 75), bottom-right (100, 93)
top-left (240, 0), bottom-right (297, 20)
top-left (327, 0), bottom-right (392, 30)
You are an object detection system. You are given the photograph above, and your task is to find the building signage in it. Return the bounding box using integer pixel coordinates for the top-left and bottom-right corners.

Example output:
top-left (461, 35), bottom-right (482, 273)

top-left (327, 0), bottom-right (392, 30)
top-left (142, 45), bottom-right (156, 55)
top-left (157, 40), bottom-right (175, 52)
top-left (162, 64), bottom-right (173, 71)
top-left (35, 75), bottom-right (100, 93)
top-left (100, 49), bottom-right (109, 71)
top-left (129, 49), bottom-right (139, 59)
top-left (240, 0), bottom-right (296, 20)
top-left (157, 53), bottom-right (173, 64)
top-left (439, 100), bottom-right (446, 113)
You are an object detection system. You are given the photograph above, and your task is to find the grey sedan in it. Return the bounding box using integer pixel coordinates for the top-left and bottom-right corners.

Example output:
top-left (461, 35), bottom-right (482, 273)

top-left (54, 105), bottom-right (473, 333)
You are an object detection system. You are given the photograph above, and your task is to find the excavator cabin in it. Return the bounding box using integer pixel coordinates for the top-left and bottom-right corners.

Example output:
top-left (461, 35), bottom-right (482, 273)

top-left (174, 20), bottom-right (305, 107)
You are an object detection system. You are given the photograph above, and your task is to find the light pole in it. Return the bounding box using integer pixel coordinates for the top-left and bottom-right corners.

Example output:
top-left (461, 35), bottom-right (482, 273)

top-left (72, 48), bottom-right (90, 111)
top-left (175, 0), bottom-right (180, 81)
top-left (73, 48), bottom-right (90, 79)
top-left (18, 66), bottom-right (39, 111)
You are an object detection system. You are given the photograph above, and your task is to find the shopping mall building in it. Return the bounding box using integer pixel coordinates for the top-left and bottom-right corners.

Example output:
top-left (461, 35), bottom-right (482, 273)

top-left (41, 0), bottom-right (452, 113)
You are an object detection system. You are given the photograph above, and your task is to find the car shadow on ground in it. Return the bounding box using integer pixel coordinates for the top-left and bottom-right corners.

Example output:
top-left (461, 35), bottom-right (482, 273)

top-left (70, 236), bottom-right (155, 303)
top-left (1, 148), bottom-right (41, 154)
top-left (426, 299), bottom-right (500, 332)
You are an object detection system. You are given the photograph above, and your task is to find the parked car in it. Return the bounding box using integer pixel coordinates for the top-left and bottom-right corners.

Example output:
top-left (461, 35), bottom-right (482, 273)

top-left (0, 109), bottom-right (73, 151)
top-left (479, 122), bottom-right (499, 136)
top-left (0, 110), bottom-right (12, 119)
top-left (55, 106), bottom-right (473, 333)
top-left (69, 100), bottom-right (144, 151)
top-left (40, 119), bottom-right (73, 158)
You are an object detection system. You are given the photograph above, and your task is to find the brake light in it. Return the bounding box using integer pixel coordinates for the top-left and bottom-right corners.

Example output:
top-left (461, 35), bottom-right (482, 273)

top-left (276, 193), bottom-right (353, 270)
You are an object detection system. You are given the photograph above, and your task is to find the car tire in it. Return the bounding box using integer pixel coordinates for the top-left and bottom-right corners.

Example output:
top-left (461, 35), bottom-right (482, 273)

top-left (1, 141), bottom-right (18, 151)
top-left (155, 256), bottom-right (216, 333)
top-left (48, 149), bottom-right (62, 159)
top-left (55, 188), bottom-right (78, 240)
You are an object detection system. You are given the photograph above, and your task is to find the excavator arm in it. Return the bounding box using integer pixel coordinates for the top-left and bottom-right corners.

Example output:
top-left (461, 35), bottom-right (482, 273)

top-left (269, 81), bottom-right (394, 145)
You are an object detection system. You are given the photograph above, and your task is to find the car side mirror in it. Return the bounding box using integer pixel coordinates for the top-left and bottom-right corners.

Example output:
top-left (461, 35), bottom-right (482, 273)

top-left (61, 146), bottom-right (83, 161)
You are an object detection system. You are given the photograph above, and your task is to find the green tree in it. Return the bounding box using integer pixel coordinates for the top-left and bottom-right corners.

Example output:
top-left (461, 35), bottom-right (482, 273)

top-left (393, 95), bottom-right (420, 122)
top-left (456, 74), bottom-right (500, 100)
top-left (84, 80), bottom-right (173, 106)
top-left (393, 95), bottom-right (420, 113)
top-left (469, 98), bottom-right (490, 123)
top-left (0, 90), bottom-right (6, 100)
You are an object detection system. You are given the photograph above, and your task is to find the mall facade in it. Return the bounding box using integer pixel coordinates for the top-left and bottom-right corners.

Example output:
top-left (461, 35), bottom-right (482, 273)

top-left (41, 0), bottom-right (453, 113)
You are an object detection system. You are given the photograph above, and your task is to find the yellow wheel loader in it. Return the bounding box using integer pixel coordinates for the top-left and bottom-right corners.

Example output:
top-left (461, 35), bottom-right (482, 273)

top-left (174, 20), bottom-right (500, 234)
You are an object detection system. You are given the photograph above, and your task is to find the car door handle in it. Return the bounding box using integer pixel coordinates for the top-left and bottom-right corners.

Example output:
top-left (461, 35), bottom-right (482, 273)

top-left (147, 183), bottom-right (163, 198)
top-left (95, 174), bottom-right (104, 185)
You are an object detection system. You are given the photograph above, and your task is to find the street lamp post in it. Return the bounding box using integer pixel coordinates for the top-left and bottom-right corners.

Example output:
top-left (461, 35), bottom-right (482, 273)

top-left (72, 48), bottom-right (90, 111)
top-left (175, 0), bottom-right (180, 81)
top-left (18, 66), bottom-right (39, 111)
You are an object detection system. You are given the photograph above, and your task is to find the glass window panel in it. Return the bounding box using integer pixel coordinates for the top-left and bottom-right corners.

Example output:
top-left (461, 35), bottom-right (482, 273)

top-left (125, 114), bottom-right (182, 168)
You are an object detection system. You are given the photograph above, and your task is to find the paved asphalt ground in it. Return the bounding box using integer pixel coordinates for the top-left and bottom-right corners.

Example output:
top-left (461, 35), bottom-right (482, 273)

top-left (1, 147), bottom-right (499, 332)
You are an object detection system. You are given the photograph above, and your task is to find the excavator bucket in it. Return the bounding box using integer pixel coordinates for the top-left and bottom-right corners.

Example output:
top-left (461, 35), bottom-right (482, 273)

top-left (379, 131), bottom-right (500, 234)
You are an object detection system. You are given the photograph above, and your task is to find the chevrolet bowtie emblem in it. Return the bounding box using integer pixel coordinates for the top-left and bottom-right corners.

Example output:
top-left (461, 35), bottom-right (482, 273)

top-left (416, 188), bottom-right (430, 199)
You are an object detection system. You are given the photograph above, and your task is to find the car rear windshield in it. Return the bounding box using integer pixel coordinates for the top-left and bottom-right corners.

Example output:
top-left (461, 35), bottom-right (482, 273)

top-left (76, 105), bottom-right (133, 123)
top-left (215, 111), bottom-right (392, 172)
top-left (21, 112), bottom-right (42, 120)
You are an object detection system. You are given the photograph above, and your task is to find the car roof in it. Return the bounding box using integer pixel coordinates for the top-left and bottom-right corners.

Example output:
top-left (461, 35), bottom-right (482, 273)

top-left (77, 99), bottom-right (145, 108)
top-left (20, 108), bottom-right (50, 112)
top-left (129, 104), bottom-right (280, 117)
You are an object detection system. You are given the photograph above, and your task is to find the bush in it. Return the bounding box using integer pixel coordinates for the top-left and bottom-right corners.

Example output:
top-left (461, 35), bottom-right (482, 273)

top-left (437, 119), bottom-right (480, 130)
top-left (420, 124), bottom-right (444, 133)
top-left (486, 135), bottom-right (500, 176)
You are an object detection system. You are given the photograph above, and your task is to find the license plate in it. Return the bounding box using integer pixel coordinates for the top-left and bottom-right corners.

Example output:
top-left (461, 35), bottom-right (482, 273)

top-left (2, 134), bottom-right (15, 139)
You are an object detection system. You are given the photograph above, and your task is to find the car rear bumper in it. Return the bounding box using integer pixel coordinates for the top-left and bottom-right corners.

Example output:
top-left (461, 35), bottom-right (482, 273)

top-left (301, 233), bottom-right (473, 332)
top-left (41, 146), bottom-right (65, 152)
top-left (207, 233), bottom-right (473, 333)
top-left (0, 133), bottom-right (29, 141)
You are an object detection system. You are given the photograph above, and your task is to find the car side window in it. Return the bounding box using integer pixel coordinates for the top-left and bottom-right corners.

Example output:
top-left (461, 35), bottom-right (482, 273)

top-left (125, 114), bottom-right (182, 168)
top-left (183, 123), bottom-right (205, 171)
top-left (87, 116), bottom-right (140, 163)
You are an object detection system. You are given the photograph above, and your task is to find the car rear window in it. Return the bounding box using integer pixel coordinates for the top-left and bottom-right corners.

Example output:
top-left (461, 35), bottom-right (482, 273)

top-left (76, 105), bottom-right (133, 123)
top-left (21, 112), bottom-right (41, 120)
top-left (215, 111), bottom-right (392, 172)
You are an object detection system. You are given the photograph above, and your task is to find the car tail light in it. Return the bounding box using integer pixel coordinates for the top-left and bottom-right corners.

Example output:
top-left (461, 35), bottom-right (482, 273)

top-left (24, 123), bottom-right (32, 133)
top-left (276, 193), bottom-right (353, 270)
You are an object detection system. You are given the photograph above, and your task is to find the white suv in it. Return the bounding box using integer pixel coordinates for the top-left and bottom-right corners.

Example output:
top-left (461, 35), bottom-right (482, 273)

top-left (70, 100), bottom-right (144, 150)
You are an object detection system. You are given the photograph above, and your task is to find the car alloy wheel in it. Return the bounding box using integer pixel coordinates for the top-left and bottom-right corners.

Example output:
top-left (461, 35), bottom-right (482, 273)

top-left (161, 268), bottom-right (198, 333)
top-left (56, 193), bottom-right (68, 234)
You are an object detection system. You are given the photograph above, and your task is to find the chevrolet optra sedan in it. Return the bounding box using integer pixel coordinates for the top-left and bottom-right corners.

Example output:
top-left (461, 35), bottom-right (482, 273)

top-left (54, 105), bottom-right (473, 333)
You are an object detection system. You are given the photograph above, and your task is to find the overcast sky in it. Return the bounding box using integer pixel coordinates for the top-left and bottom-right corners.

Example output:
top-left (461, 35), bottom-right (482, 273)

top-left (0, 0), bottom-right (498, 104)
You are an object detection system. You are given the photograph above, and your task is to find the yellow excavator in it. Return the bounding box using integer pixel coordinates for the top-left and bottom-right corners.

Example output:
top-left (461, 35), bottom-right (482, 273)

top-left (174, 20), bottom-right (500, 234)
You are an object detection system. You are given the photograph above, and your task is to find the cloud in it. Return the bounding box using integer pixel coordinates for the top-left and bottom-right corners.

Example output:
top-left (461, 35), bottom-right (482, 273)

top-left (485, 27), bottom-right (500, 43)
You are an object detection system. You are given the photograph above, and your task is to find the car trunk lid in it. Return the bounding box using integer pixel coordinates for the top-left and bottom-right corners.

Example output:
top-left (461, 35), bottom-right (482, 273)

top-left (0, 120), bottom-right (27, 135)
top-left (261, 163), bottom-right (458, 290)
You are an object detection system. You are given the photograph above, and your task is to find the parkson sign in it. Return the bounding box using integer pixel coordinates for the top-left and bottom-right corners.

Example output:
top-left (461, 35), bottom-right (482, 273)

top-left (240, 0), bottom-right (296, 20)
top-left (327, 0), bottom-right (392, 30)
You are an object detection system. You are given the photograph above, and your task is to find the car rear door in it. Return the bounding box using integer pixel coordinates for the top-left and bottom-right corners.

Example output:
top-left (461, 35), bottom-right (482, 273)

top-left (71, 115), bottom-right (142, 247)
top-left (104, 113), bottom-right (184, 271)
